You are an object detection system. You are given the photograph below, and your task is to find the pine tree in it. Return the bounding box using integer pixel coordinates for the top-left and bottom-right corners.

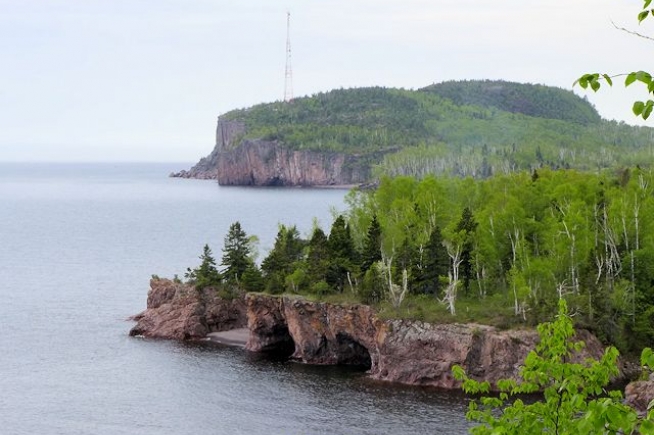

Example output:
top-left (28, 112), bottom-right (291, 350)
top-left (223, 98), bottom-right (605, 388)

top-left (221, 221), bottom-right (253, 284)
top-left (185, 244), bottom-right (222, 290)
top-left (361, 215), bottom-right (382, 272)
top-left (261, 225), bottom-right (306, 294)
top-left (456, 207), bottom-right (477, 296)
top-left (326, 215), bottom-right (359, 292)
top-left (414, 225), bottom-right (450, 295)
top-left (306, 226), bottom-right (329, 285)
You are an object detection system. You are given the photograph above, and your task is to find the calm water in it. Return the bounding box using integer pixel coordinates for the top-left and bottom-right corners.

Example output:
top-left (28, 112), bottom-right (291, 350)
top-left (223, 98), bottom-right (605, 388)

top-left (0, 162), bottom-right (471, 435)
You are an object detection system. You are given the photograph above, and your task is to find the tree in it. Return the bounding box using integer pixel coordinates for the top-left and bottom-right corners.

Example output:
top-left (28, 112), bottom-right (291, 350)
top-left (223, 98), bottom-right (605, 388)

top-left (456, 207), bottom-right (477, 296)
top-left (326, 215), bottom-right (359, 292)
top-left (306, 226), bottom-right (330, 286)
top-left (577, 1), bottom-right (654, 119)
top-left (415, 225), bottom-right (450, 295)
top-left (361, 215), bottom-right (382, 272)
top-left (453, 299), bottom-right (651, 435)
top-left (221, 221), bottom-right (254, 284)
top-left (261, 224), bottom-right (306, 294)
top-left (185, 244), bottom-right (222, 290)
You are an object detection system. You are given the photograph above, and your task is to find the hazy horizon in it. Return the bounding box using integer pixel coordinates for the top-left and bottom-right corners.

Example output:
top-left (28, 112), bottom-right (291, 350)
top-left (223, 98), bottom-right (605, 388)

top-left (1, 0), bottom-right (651, 162)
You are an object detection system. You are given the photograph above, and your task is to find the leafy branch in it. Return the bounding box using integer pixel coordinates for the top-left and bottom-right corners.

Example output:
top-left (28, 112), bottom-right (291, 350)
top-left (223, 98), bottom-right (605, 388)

top-left (575, 0), bottom-right (654, 120)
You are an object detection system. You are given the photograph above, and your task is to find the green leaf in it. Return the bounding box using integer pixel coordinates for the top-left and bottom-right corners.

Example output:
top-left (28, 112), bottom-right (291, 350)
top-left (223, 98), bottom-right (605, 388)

top-left (646, 0), bottom-right (653, 9)
top-left (633, 101), bottom-right (646, 116)
top-left (639, 10), bottom-right (650, 22)
top-left (636, 71), bottom-right (653, 85)
top-left (590, 80), bottom-right (600, 92)
top-left (643, 101), bottom-right (654, 120)
top-left (626, 72), bottom-right (638, 86)
top-left (603, 74), bottom-right (613, 86)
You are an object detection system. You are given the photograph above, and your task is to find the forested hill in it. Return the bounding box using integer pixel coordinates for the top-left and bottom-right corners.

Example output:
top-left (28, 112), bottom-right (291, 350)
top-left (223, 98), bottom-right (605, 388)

top-left (421, 80), bottom-right (602, 125)
top-left (217, 80), bottom-right (654, 179)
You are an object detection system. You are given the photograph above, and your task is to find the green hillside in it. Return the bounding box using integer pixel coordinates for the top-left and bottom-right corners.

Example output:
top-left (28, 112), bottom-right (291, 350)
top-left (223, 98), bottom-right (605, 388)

top-left (220, 80), bottom-right (654, 178)
top-left (420, 79), bottom-right (601, 125)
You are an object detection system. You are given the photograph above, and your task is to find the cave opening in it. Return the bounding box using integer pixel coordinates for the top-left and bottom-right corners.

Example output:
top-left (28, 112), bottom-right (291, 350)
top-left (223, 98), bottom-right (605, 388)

top-left (260, 324), bottom-right (296, 360)
top-left (335, 333), bottom-right (372, 371)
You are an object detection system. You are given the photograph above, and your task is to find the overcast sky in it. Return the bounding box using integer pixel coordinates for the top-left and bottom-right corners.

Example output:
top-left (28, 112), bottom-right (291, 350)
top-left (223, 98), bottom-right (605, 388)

top-left (0, 0), bottom-right (651, 162)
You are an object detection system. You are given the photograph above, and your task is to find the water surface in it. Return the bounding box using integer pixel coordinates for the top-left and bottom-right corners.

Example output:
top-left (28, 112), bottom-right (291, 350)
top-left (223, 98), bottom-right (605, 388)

top-left (0, 162), bottom-right (471, 435)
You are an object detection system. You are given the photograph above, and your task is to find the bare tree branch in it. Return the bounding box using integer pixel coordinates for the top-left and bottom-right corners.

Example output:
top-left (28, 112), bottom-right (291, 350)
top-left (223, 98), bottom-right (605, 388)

top-left (612, 20), bottom-right (654, 42)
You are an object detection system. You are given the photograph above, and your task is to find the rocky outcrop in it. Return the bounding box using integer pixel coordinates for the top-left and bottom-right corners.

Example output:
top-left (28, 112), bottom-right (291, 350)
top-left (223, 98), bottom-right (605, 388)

top-left (130, 286), bottom-right (612, 390)
top-left (625, 375), bottom-right (654, 413)
top-left (129, 278), bottom-right (246, 340)
top-left (171, 118), bottom-right (371, 186)
top-left (244, 294), bottom-right (608, 389)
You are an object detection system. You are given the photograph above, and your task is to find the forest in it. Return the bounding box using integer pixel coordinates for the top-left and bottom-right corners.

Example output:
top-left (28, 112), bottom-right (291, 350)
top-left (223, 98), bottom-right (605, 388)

top-left (186, 166), bottom-right (654, 355)
top-left (219, 80), bottom-right (654, 179)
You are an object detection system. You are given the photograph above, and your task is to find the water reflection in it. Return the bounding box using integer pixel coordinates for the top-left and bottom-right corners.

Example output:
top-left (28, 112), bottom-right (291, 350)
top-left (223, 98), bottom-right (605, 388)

top-left (171, 340), bottom-right (473, 435)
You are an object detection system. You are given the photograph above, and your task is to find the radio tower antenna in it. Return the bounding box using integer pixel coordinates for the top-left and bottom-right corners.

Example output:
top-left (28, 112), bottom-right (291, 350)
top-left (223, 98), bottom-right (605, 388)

top-left (284, 11), bottom-right (293, 102)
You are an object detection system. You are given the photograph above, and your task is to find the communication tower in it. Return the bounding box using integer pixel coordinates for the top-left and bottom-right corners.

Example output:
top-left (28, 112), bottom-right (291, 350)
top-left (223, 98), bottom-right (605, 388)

top-left (284, 12), bottom-right (293, 102)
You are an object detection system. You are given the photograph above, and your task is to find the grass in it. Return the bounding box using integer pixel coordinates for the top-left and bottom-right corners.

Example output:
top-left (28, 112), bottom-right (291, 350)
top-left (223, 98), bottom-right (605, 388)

top-left (376, 293), bottom-right (525, 329)
top-left (250, 289), bottom-right (529, 329)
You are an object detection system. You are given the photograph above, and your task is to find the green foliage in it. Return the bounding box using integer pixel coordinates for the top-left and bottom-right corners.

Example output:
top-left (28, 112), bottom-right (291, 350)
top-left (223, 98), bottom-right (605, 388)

top-left (342, 167), bottom-right (654, 351)
top-left (261, 224), bottom-right (306, 294)
top-left (185, 244), bottom-right (222, 290)
top-left (576, 1), bottom-right (654, 120)
top-left (361, 215), bottom-right (382, 272)
top-left (453, 299), bottom-right (643, 435)
top-left (306, 226), bottom-right (330, 284)
top-left (422, 79), bottom-right (601, 125)
top-left (221, 221), bottom-right (256, 285)
top-left (326, 215), bottom-right (359, 293)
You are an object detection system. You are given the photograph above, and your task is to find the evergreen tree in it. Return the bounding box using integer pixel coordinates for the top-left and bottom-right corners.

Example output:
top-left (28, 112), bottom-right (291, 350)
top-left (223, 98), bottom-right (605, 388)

top-left (306, 226), bottom-right (329, 285)
top-left (261, 225), bottom-right (306, 294)
top-left (185, 244), bottom-right (222, 290)
top-left (456, 207), bottom-right (477, 296)
top-left (361, 215), bottom-right (382, 272)
top-left (414, 225), bottom-right (450, 295)
top-left (221, 221), bottom-right (253, 284)
top-left (326, 215), bottom-right (359, 292)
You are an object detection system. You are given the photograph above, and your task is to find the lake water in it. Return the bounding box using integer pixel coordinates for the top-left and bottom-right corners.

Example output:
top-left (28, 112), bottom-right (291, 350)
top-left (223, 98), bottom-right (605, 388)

top-left (0, 162), bottom-right (471, 435)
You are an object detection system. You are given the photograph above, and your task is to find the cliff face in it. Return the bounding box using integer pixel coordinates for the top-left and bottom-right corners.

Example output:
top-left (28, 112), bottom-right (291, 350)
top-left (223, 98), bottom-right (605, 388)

top-left (129, 287), bottom-right (612, 390)
top-left (129, 278), bottom-right (247, 340)
top-left (244, 294), bottom-right (607, 389)
top-left (171, 119), bottom-right (370, 186)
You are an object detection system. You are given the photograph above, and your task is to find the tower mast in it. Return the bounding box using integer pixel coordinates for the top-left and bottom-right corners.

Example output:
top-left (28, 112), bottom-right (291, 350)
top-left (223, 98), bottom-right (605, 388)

top-left (284, 12), bottom-right (293, 102)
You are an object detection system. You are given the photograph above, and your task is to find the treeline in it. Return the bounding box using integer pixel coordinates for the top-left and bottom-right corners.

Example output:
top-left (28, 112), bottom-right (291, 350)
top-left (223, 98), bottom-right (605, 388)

top-left (186, 166), bottom-right (654, 354)
top-left (218, 81), bottom-right (654, 178)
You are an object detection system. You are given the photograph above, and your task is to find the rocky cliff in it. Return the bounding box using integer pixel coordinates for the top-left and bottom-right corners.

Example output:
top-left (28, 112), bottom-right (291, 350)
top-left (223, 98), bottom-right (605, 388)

top-left (129, 285), bottom-right (614, 390)
top-left (244, 294), bottom-right (608, 389)
top-left (171, 118), bottom-right (371, 186)
top-left (129, 278), bottom-right (247, 340)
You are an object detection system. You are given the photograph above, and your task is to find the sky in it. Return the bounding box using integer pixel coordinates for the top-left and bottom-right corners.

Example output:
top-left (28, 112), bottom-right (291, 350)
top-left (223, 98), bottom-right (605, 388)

top-left (0, 0), bottom-right (652, 162)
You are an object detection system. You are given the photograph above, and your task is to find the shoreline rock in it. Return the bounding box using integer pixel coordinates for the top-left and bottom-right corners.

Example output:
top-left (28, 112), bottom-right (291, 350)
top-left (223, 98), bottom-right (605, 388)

top-left (129, 282), bottom-right (632, 394)
top-left (170, 118), bottom-right (373, 187)
top-left (129, 278), bottom-right (246, 340)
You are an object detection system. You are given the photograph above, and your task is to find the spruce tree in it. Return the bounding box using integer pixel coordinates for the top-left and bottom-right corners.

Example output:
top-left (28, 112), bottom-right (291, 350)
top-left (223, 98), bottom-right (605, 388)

top-left (261, 225), bottom-right (305, 294)
top-left (326, 215), bottom-right (359, 292)
top-left (456, 207), bottom-right (477, 296)
top-left (221, 221), bottom-right (252, 284)
top-left (306, 226), bottom-right (329, 285)
top-left (185, 244), bottom-right (222, 289)
top-left (361, 215), bottom-right (382, 272)
top-left (414, 226), bottom-right (449, 295)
